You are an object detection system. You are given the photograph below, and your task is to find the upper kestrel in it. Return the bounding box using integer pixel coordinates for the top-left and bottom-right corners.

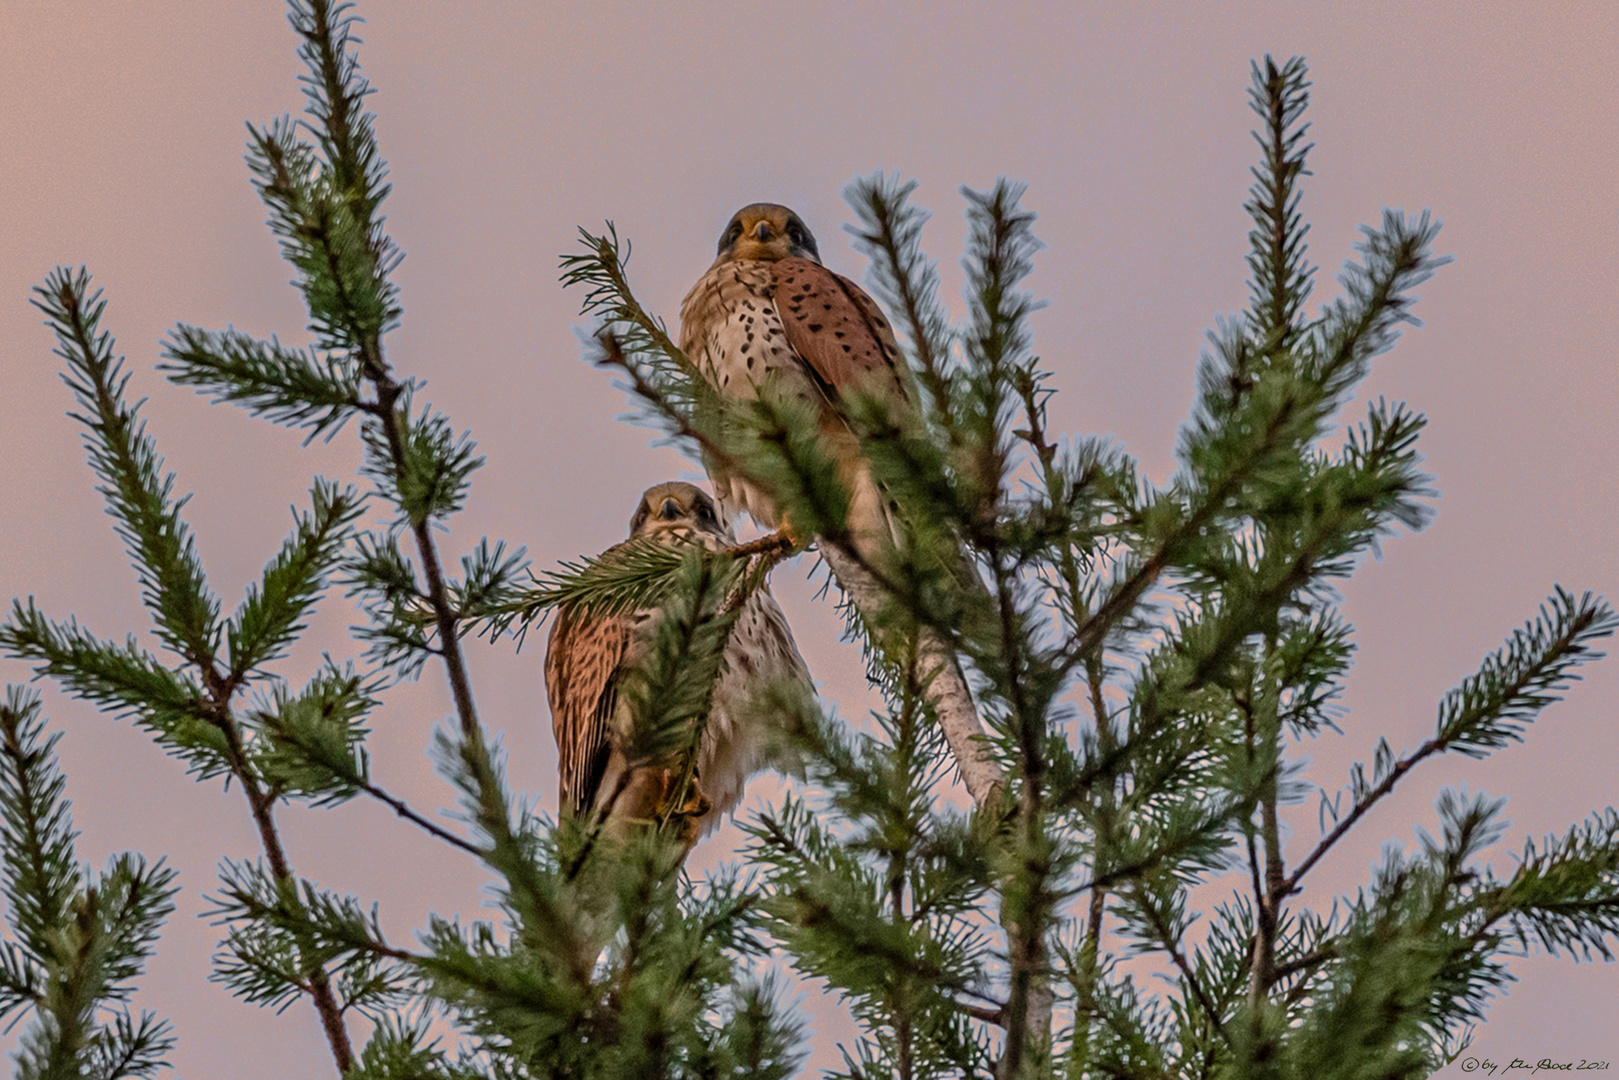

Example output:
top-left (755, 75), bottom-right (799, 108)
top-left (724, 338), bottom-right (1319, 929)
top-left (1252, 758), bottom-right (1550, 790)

top-left (679, 204), bottom-right (1003, 809)
top-left (544, 481), bottom-right (812, 842)
top-left (678, 203), bottom-right (913, 552)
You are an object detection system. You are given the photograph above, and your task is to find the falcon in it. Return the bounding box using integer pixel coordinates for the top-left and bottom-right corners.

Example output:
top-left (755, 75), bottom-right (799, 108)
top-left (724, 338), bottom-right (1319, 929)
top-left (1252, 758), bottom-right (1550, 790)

top-left (678, 203), bottom-right (913, 552)
top-left (679, 204), bottom-right (1005, 809)
top-left (544, 481), bottom-right (812, 843)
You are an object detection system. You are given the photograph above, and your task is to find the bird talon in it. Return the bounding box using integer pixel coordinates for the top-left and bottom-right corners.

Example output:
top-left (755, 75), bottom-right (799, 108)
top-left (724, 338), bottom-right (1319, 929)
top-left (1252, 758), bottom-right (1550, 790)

top-left (678, 783), bottom-right (712, 820)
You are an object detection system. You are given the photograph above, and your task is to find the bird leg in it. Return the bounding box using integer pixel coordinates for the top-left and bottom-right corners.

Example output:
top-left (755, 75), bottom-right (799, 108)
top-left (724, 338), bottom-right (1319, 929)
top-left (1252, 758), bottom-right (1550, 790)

top-left (600, 765), bottom-right (671, 843)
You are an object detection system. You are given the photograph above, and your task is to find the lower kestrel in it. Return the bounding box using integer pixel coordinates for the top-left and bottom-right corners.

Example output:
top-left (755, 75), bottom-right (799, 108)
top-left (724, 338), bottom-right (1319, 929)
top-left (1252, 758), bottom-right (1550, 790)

top-left (544, 481), bottom-right (812, 842)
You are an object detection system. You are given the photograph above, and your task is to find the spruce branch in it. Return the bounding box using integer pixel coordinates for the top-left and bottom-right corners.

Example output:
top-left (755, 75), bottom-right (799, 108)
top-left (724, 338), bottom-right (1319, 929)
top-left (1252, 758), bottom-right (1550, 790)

top-left (248, 662), bottom-right (374, 801)
top-left (252, 1), bottom-right (515, 923)
top-left (0, 688), bottom-right (83, 971)
top-left (1486, 808), bottom-right (1619, 962)
top-left (618, 546), bottom-right (746, 828)
top-left (0, 603), bottom-right (227, 780)
top-left (209, 693), bottom-right (357, 1069)
top-left (355, 386), bottom-right (487, 746)
top-left (427, 730), bottom-right (595, 987)
top-left (471, 527), bottom-right (793, 653)
top-left (1128, 882), bottom-right (1232, 1047)
top-left (590, 329), bottom-right (740, 468)
top-left (479, 537), bottom-right (689, 636)
top-left (343, 530), bottom-right (433, 677)
top-left (253, 0), bottom-right (401, 365)
top-left (83, 1008), bottom-right (177, 1080)
top-left (32, 268), bottom-right (221, 670)
top-left (959, 180), bottom-right (1041, 527)
top-left (447, 538), bottom-right (530, 629)
top-left (161, 325), bottom-right (363, 440)
top-left (560, 224), bottom-right (701, 388)
top-left (845, 174), bottom-right (955, 423)
top-left (1434, 586), bottom-right (1614, 756)
top-left (18, 260), bottom-right (407, 1067)
top-left (32, 225), bottom-right (362, 1075)
top-left (227, 478), bottom-right (364, 681)
top-left (1286, 588), bottom-right (1615, 896)
top-left (250, 656), bottom-right (481, 859)
top-left (0, 688), bottom-right (179, 1079)
top-left (358, 391), bottom-right (484, 528)
top-left (1245, 55), bottom-right (1316, 357)
top-left (1309, 207), bottom-right (1449, 398)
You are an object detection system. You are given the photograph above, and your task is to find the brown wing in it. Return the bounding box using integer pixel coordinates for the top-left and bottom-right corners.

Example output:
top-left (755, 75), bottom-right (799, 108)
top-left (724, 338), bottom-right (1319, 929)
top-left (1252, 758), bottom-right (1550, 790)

top-left (545, 605), bottom-right (630, 816)
top-left (768, 257), bottom-right (912, 405)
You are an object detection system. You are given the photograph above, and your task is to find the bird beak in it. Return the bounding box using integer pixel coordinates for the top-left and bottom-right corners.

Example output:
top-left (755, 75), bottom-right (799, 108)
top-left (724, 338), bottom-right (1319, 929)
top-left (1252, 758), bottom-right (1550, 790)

top-left (753, 222), bottom-right (771, 242)
top-left (660, 498), bottom-right (681, 520)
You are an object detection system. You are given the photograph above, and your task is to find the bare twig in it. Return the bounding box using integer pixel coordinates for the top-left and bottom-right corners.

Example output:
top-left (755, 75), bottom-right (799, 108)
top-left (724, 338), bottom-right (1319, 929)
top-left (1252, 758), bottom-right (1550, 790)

top-left (959, 1001), bottom-right (1006, 1026)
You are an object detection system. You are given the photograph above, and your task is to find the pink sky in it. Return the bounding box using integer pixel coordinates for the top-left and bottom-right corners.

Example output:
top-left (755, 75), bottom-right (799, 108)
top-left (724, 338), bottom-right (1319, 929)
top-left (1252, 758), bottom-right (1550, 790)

top-left (2, 2), bottom-right (1615, 1075)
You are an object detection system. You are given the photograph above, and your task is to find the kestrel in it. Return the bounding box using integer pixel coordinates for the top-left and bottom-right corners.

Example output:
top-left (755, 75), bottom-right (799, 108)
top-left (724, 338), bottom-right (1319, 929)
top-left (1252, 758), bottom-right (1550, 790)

top-left (544, 481), bottom-right (812, 843)
top-left (679, 204), bottom-right (1005, 808)
top-left (678, 203), bottom-right (913, 553)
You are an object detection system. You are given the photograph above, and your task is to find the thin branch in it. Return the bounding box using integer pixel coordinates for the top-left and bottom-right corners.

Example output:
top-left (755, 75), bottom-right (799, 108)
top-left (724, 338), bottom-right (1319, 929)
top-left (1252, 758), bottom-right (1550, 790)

top-left (1075, 649), bottom-right (1114, 1029)
top-left (1136, 887), bottom-right (1231, 1048)
top-left (1283, 739), bottom-right (1432, 895)
top-left (203, 675), bottom-right (354, 1071)
top-left (726, 528), bottom-right (798, 561)
top-left (1273, 945), bottom-right (1337, 983)
top-left (355, 777), bottom-right (481, 857)
top-left (959, 1001), bottom-right (1006, 1026)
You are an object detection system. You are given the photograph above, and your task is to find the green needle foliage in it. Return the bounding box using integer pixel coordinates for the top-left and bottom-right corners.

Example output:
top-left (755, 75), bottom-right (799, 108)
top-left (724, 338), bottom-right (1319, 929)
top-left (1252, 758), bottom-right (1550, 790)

top-left (2, 12), bottom-right (1614, 1080)
top-left (549, 54), bottom-right (1616, 1080)
top-left (8, 2), bottom-right (800, 1075)
top-left (0, 688), bottom-right (177, 1079)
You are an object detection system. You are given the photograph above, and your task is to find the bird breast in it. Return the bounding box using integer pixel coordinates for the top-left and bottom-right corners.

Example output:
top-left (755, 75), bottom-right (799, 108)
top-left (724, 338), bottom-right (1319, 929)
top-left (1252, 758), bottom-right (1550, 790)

top-left (679, 260), bottom-right (821, 406)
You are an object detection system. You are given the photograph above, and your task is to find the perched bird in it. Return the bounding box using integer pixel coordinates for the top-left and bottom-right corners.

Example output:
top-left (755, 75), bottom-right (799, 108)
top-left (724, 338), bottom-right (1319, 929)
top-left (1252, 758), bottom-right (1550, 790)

top-left (544, 481), bottom-right (812, 844)
top-left (678, 202), bottom-right (914, 552)
top-left (679, 204), bottom-right (1004, 808)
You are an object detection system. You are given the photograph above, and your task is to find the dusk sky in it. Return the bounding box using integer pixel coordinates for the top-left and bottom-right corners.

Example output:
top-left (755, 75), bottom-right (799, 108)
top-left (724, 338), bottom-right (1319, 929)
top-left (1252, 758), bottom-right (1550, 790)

top-left (1, 2), bottom-right (1615, 1075)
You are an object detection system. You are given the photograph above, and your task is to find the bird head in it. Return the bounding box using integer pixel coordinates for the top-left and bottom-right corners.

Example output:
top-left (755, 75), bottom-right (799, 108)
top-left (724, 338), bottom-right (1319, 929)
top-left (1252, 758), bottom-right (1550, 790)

top-left (713, 203), bottom-right (821, 265)
top-left (629, 482), bottom-right (734, 545)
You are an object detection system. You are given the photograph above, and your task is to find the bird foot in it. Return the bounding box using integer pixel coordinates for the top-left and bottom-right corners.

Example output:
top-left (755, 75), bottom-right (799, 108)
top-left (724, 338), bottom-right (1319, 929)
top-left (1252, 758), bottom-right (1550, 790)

top-left (654, 770), bottom-right (711, 826)
top-left (676, 783), bottom-right (711, 821)
top-left (730, 524), bottom-right (803, 559)
top-left (651, 771), bottom-right (711, 847)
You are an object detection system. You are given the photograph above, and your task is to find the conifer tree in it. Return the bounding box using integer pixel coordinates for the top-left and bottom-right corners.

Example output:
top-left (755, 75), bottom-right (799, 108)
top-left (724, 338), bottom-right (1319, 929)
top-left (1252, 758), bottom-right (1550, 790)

top-left (2, 3), bottom-right (1615, 1078)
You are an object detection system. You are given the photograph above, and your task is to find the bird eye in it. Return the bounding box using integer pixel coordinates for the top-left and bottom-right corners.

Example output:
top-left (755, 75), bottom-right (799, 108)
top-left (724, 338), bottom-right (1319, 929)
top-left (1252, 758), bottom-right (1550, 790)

top-left (786, 219), bottom-right (818, 260)
top-left (695, 499), bottom-right (717, 527)
top-left (718, 222), bottom-right (743, 256)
